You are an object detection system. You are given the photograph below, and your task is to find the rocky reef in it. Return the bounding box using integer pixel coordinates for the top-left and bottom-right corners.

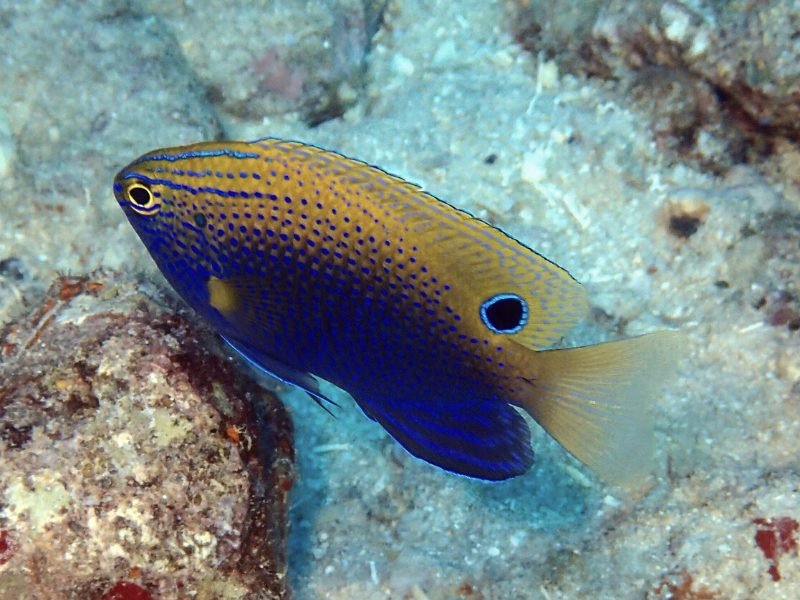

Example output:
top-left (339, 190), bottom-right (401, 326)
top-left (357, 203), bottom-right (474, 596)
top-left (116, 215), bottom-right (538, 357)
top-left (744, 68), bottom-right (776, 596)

top-left (0, 272), bottom-right (294, 599)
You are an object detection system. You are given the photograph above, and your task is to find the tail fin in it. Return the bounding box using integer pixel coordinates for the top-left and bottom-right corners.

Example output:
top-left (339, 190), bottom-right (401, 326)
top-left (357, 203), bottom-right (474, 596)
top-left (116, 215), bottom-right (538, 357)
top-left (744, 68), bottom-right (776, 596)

top-left (519, 331), bottom-right (685, 487)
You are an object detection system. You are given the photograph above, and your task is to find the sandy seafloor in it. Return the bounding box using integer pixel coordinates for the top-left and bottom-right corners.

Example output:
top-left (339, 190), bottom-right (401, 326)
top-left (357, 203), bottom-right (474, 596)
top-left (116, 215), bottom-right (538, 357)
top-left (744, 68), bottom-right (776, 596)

top-left (1, 0), bottom-right (799, 598)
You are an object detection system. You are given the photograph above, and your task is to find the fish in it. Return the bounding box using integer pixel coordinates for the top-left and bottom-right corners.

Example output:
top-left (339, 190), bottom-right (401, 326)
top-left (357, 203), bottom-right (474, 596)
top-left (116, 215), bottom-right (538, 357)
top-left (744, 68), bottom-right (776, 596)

top-left (114, 138), bottom-right (682, 484)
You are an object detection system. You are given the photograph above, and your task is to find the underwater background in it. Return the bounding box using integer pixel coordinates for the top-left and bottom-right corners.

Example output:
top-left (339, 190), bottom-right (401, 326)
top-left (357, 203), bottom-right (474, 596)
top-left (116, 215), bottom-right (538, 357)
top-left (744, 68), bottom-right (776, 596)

top-left (1, 1), bottom-right (799, 598)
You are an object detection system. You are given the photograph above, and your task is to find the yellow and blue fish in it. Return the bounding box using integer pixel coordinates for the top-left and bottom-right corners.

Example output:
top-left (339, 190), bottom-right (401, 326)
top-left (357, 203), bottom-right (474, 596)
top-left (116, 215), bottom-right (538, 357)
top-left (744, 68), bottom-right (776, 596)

top-left (114, 138), bottom-right (681, 484)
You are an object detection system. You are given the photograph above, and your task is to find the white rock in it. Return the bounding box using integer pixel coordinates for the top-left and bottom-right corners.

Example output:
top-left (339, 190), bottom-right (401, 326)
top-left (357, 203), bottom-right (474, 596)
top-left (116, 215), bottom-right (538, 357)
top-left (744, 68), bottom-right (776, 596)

top-left (520, 148), bottom-right (549, 185)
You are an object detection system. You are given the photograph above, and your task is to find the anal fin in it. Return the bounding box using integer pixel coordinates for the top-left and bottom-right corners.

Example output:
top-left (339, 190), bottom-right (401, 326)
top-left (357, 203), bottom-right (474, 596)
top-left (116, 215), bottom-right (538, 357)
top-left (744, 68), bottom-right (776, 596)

top-left (353, 390), bottom-right (533, 481)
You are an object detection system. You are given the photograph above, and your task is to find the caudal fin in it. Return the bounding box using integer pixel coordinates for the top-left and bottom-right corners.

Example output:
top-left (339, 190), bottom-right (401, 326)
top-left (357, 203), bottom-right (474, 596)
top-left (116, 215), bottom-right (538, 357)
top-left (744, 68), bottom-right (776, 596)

top-left (519, 331), bottom-right (684, 486)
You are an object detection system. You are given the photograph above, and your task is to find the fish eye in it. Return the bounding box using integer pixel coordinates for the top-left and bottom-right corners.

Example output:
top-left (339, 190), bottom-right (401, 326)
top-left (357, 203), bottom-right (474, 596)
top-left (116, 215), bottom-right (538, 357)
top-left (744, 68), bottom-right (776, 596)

top-left (125, 182), bottom-right (158, 214)
top-left (480, 293), bottom-right (528, 334)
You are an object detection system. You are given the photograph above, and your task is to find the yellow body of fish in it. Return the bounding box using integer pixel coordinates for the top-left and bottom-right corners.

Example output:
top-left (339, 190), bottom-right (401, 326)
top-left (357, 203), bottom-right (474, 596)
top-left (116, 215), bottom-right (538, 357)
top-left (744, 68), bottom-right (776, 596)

top-left (114, 138), bottom-right (682, 484)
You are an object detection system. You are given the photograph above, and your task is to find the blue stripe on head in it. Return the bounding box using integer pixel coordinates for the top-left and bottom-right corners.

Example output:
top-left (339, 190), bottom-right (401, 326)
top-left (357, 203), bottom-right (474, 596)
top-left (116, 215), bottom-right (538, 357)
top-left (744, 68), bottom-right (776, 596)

top-left (130, 148), bottom-right (260, 166)
top-left (120, 172), bottom-right (257, 204)
top-left (480, 293), bottom-right (528, 334)
top-left (121, 172), bottom-right (198, 193)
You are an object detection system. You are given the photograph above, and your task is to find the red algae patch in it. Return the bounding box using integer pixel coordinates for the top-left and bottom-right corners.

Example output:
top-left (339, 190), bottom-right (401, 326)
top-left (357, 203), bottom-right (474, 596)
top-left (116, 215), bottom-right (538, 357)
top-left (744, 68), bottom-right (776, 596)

top-left (752, 516), bottom-right (799, 582)
top-left (0, 529), bottom-right (19, 566)
top-left (101, 581), bottom-right (152, 600)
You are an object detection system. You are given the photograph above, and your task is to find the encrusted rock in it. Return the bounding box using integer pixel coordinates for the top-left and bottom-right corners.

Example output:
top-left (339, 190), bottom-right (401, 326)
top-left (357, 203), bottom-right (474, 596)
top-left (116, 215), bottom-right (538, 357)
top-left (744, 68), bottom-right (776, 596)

top-left (0, 272), bottom-right (294, 600)
top-left (510, 0), bottom-right (800, 171)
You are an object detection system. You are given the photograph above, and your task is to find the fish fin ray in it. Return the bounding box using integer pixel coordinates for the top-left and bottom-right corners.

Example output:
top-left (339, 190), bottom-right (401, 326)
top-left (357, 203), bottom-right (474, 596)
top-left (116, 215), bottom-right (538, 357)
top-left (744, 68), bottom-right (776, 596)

top-left (517, 331), bottom-right (684, 486)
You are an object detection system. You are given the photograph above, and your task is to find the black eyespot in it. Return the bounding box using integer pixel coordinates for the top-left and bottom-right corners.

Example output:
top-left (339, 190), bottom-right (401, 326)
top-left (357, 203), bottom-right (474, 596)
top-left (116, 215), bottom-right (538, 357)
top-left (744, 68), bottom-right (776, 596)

top-left (194, 213), bottom-right (207, 227)
top-left (129, 184), bottom-right (152, 207)
top-left (480, 294), bottom-right (528, 334)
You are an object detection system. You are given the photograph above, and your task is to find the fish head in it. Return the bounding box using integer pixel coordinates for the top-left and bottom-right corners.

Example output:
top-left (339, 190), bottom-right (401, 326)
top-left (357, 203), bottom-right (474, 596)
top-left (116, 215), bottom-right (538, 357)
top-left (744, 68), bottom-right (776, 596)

top-left (113, 149), bottom-right (226, 308)
top-left (114, 163), bottom-right (166, 242)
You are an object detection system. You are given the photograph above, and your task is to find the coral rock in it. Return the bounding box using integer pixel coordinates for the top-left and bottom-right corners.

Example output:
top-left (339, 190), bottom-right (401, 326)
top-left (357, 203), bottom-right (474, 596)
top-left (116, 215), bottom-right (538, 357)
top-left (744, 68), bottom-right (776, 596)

top-left (0, 273), bottom-right (294, 600)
